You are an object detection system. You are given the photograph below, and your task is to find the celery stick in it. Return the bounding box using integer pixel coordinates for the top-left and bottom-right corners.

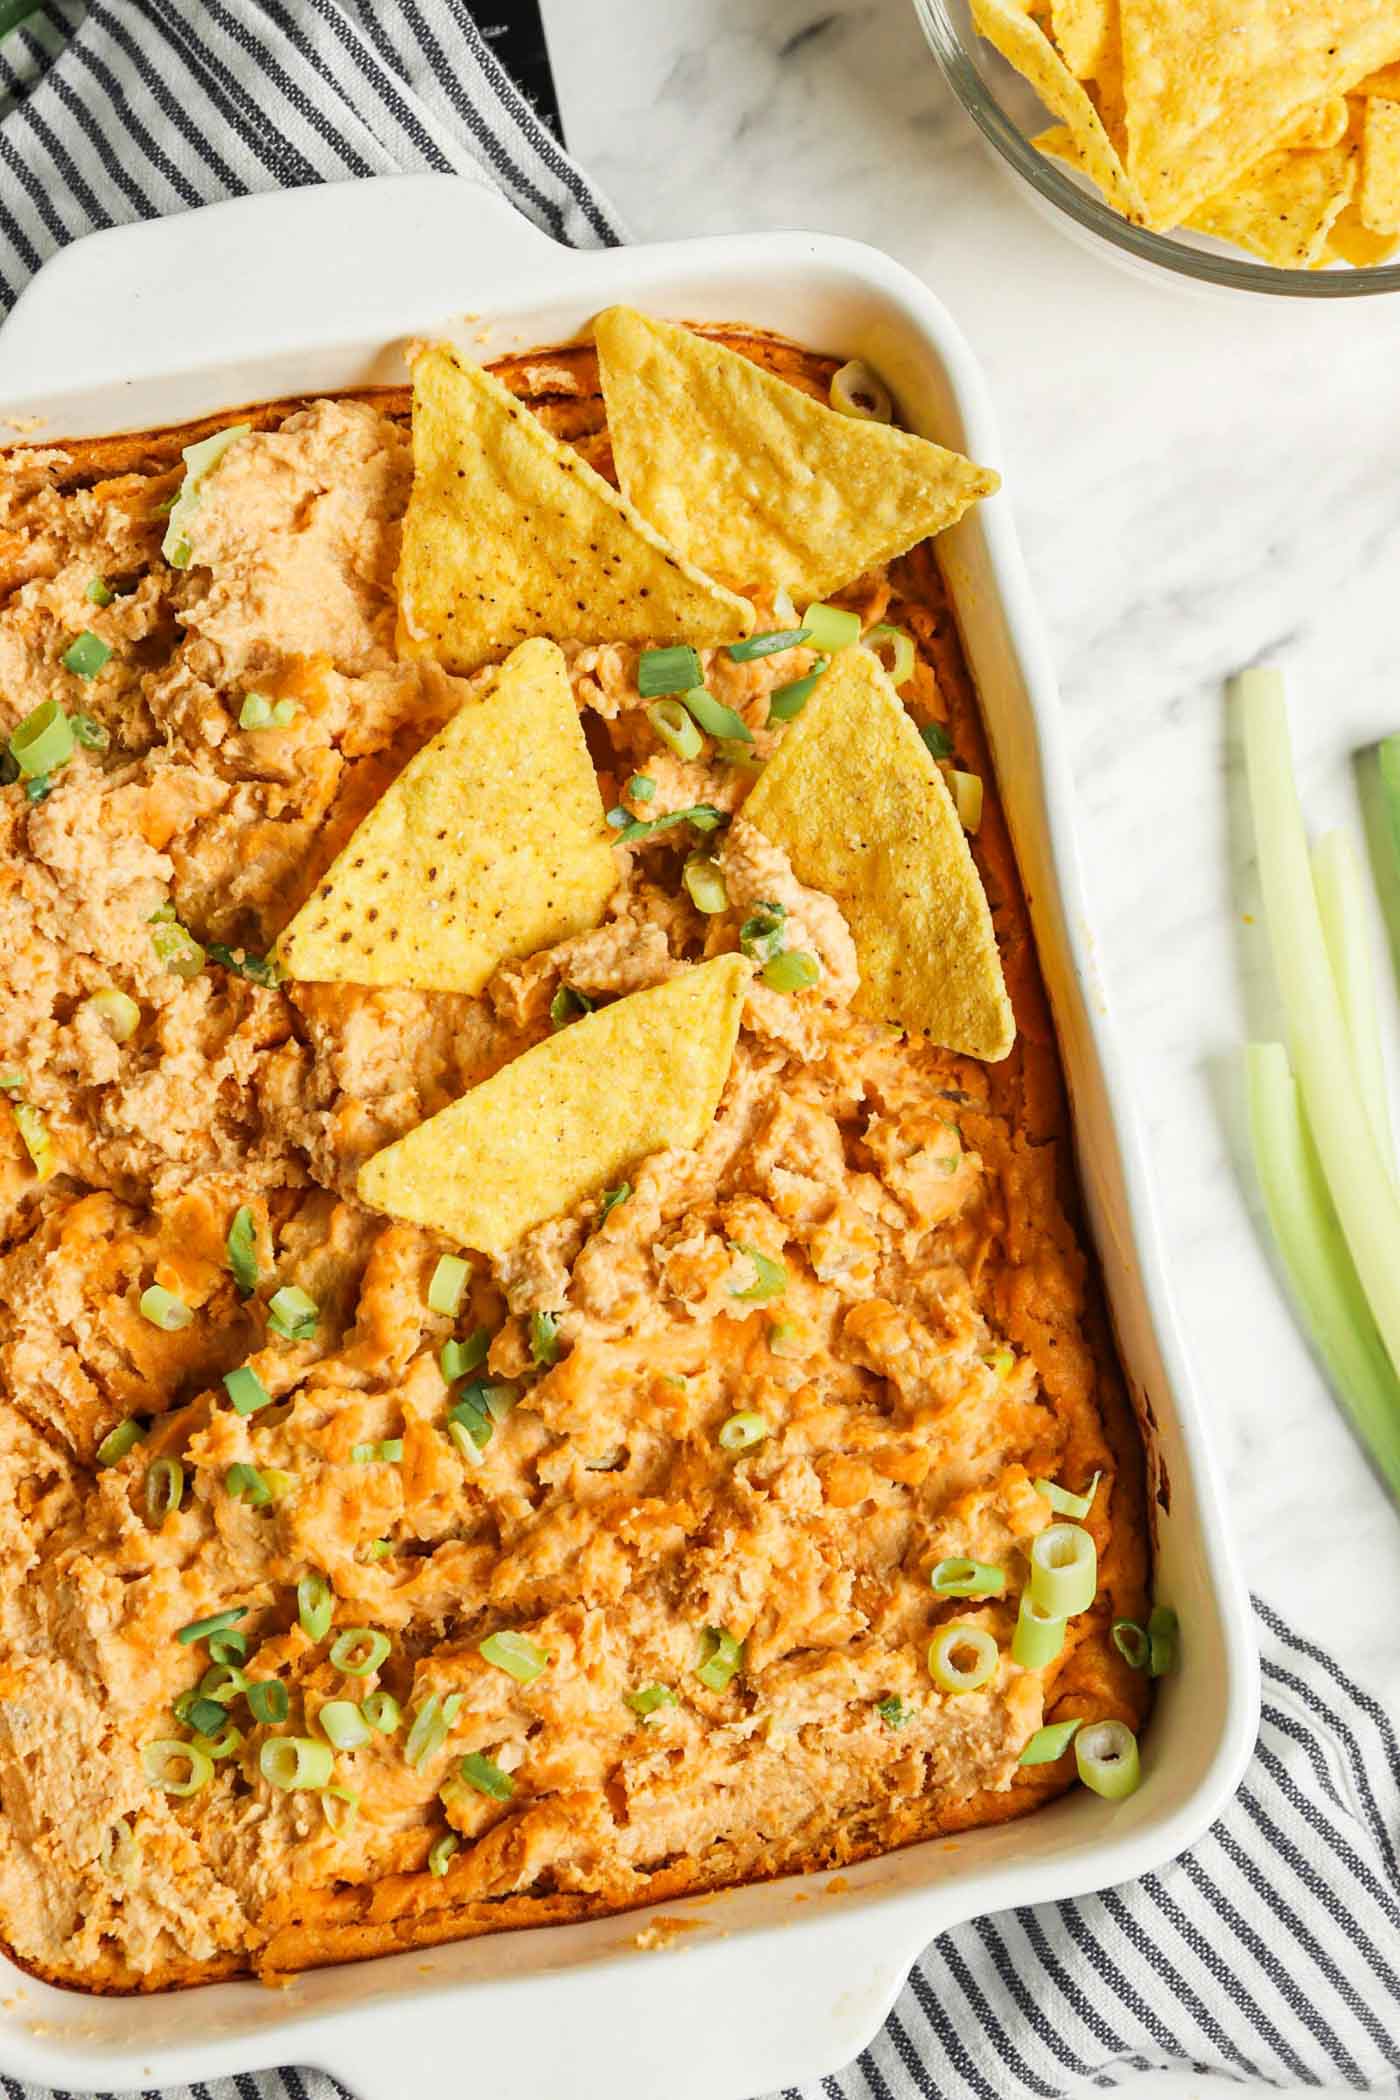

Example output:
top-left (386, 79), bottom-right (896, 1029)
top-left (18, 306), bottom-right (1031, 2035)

top-left (1246, 1044), bottom-right (1400, 1498)
top-left (1313, 829), bottom-right (1395, 1173)
top-left (1238, 668), bottom-right (1400, 1379)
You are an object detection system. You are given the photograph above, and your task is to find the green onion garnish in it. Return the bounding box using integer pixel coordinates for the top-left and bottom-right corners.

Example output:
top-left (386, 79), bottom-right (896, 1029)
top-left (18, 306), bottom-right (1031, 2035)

top-left (1147, 1604), bottom-right (1179, 1677)
top-left (927, 1623), bottom-right (999, 1694)
top-left (192, 1717), bottom-right (244, 1761)
top-left (185, 1694), bottom-right (229, 1738)
top-left (447, 1386), bottom-right (494, 1461)
top-left (952, 771), bottom-right (983, 833)
top-left (726, 628), bottom-right (811, 662)
top-left (646, 696), bottom-right (705, 761)
top-left (761, 950), bottom-right (820, 994)
top-left (1028, 1523), bottom-right (1097, 1618)
top-left (638, 645), bottom-right (703, 697)
top-left (598, 1183), bottom-right (631, 1221)
top-left (682, 852), bottom-right (728, 914)
top-left (1019, 1718), bottom-right (1083, 1765)
top-left (83, 988), bottom-right (139, 1046)
top-left (149, 909), bottom-right (205, 978)
top-left (318, 1697), bottom-right (370, 1750)
top-left (876, 1695), bottom-right (911, 1728)
top-left (404, 1691), bottom-right (462, 1768)
top-left (61, 631), bottom-right (111, 680)
top-left (8, 696), bottom-right (75, 777)
top-left (767, 659), bottom-right (828, 723)
top-left (920, 721), bottom-right (954, 760)
top-left (440, 1327), bottom-right (491, 1382)
top-left (162, 423), bottom-right (250, 569)
top-left (550, 983), bottom-right (593, 1030)
top-left (351, 1439), bottom-right (403, 1464)
top-left (329, 1627), bottom-right (390, 1677)
top-left (364, 1537), bottom-right (393, 1561)
top-left (223, 1365), bottom-right (271, 1416)
top-left (23, 775), bottom-right (52, 803)
top-left (529, 1308), bottom-right (562, 1366)
top-left (208, 1627), bottom-right (249, 1665)
top-left (225, 1462), bottom-right (271, 1507)
top-left (70, 711), bottom-right (108, 750)
top-left (625, 1683), bottom-right (678, 1720)
top-left (247, 1678), bottom-right (289, 1726)
top-left (144, 1456), bottom-right (185, 1525)
top-left (478, 1629), bottom-right (547, 1684)
top-left (864, 624), bottom-right (916, 686)
top-left (1112, 1619), bottom-right (1150, 1671)
top-left (1074, 1718), bottom-right (1141, 1800)
top-left (680, 686), bottom-right (752, 744)
top-left (717, 1410), bottom-right (768, 1451)
top-left (321, 1784), bottom-right (358, 1834)
top-left (609, 802), bottom-right (725, 846)
top-left (238, 693), bottom-right (271, 729)
top-left (11, 1100), bottom-right (52, 1176)
top-left (361, 1689), bottom-right (401, 1734)
top-left (930, 1557), bottom-right (1005, 1599)
top-left (429, 1831), bottom-right (459, 1875)
top-left (176, 1606), bottom-right (247, 1648)
top-left (259, 1736), bottom-right (333, 1792)
top-left (95, 1416), bottom-right (144, 1467)
top-left (800, 602), bottom-right (861, 653)
top-left (199, 1661), bottom-right (250, 1703)
top-left (85, 576), bottom-right (115, 607)
top-left (143, 1739), bottom-right (213, 1797)
top-left (1033, 1473), bottom-right (1101, 1520)
top-left (298, 1571), bottom-right (334, 1643)
top-left (829, 360), bottom-right (893, 423)
top-left (206, 942), bottom-right (284, 987)
top-left (627, 773), bottom-right (656, 802)
top-left (767, 1318), bottom-right (806, 1358)
top-left (139, 1283), bottom-right (192, 1332)
top-left (226, 1205), bottom-right (259, 1295)
top-left (739, 901), bottom-right (786, 963)
top-left (459, 1750), bottom-right (514, 1800)
top-left (1010, 1590), bottom-right (1067, 1670)
top-left (267, 1284), bottom-right (318, 1341)
top-left (270, 698), bottom-right (299, 728)
top-left (694, 1625), bottom-right (743, 1693)
top-left (728, 1242), bottom-right (786, 1302)
top-left (427, 1253), bottom-right (469, 1317)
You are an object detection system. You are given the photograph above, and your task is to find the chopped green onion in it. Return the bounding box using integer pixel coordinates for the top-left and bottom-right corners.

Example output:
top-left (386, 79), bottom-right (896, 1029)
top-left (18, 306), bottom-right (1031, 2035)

top-left (610, 801), bottom-right (725, 846)
top-left (930, 1557), bottom-right (1005, 1598)
top-left (447, 1386), bottom-right (494, 1459)
top-left (920, 721), bottom-right (954, 760)
top-left (1011, 1591), bottom-right (1066, 1670)
top-left (162, 423), bottom-right (249, 568)
top-left (321, 1785), bottom-right (359, 1834)
top-left (1075, 1718), bottom-right (1141, 1800)
top-left (267, 1283), bottom-right (318, 1341)
top-left (329, 1627), bottom-right (390, 1678)
top-left (767, 659), bottom-right (828, 723)
top-left (96, 1416), bottom-right (145, 1466)
top-left (646, 696), bottom-right (705, 761)
top-left (176, 1606), bottom-right (246, 1648)
top-left (429, 1832), bottom-right (459, 1875)
top-left (459, 1750), bottom-right (514, 1799)
top-left (150, 912), bottom-right (205, 977)
top-left (208, 1627), bottom-right (249, 1665)
top-left (682, 851), bottom-right (728, 914)
top-left (739, 901), bottom-right (787, 964)
top-left (627, 773), bottom-right (656, 802)
top-left (1019, 1718), bottom-right (1083, 1766)
top-left (270, 698), bottom-right (299, 728)
top-left (952, 771), bottom-right (983, 833)
top-left (760, 950), bottom-right (820, 994)
top-left (9, 697), bottom-right (74, 777)
top-left (361, 1689), bottom-right (401, 1734)
top-left (530, 1308), bottom-right (562, 1366)
top-left (259, 1735), bottom-right (333, 1792)
top-left (185, 1694), bottom-right (230, 1738)
top-left (478, 1629), bottom-right (547, 1684)
top-left (800, 602), bottom-right (861, 653)
top-left (318, 1698), bottom-right (370, 1750)
top-left (404, 1691), bottom-right (462, 1768)
top-left (717, 1410), bottom-right (768, 1451)
top-left (1028, 1523), bottom-right (1097, 1618)
top-left (440, 1328), bottom-right (491, 1382)
top-left (11, 1100), bottom-right (52, 1176)
top-left (226, 1205), bottom-right (259, 1295)
top-left (144, 1456), bottom-right (185, 1524)
top-left (599, 1183), bottom-right (631, 1221)
top-left (625, 1683), bottom-right (678, 1720)
top-left (1147, 1604), bottom-right (1179, 1678)
top-left (767, 1318), bottom-right (807, 1359)
top-left (225, 1462), bottom-right (271, 1507)
top-left (550, 983), bottom-right (593, 1029)
top-left (192, 1717), bottom-right (244, 1761)
top-left (694, 1625), bottom-right (743, 1693)
top-left (247, 1678), bottom-right (289, 1726)
top-left (139, 1283), bottom-right (192, 1332)
top-left (728, 1242), bottom-right (787, 1302)
top-left (1112, 1619), bottom-right (1151, 1671)
top-left (198, 1661), bottom-right (250, 1703)
top-left (1313, 828), bottom-right (1394, 1166)
top-left (85, 575), bottom-right (114, 607)
top-left (23, 774), bottom-right (52, 803)
top-left (60, 630), bottom-right (111, 680)
top-left (239, 693), bottom-right (272, 729)
top-left (638, 645), bottom-right (703, 697)
top-left (84, 987), bottom-right (140, 1041)
top-left (1033, 1472), bottom-right (1101, 1521)
top-left (427, 1253), bottom-right (469, 1318)
top-left (224, 1365), bottom-right (272, 1416)
top-left (727, 627), bottom-right (812, 662)
top-left (927, 1623), bottom-right (999, 1694)
top-left (351, 1439), bottom-right (403, 1464)
top-left (206, 941), bottom-right (284, 987)
top-left (298, 1571), bottom-right (333, 1643)
top-left (829, 360), bottom-right (893, 422)
top-left (864, 624), bottom-right (915, 686)
top-left (143, 1739), bottom-right (213, 1796)
top-left (876, 1694), bottom-right (911, 1728)
top-left (680, 686), bottom-right (752, 744)
top-left (70, 711), bottom-right (108, 750)
top-left (364, 1537), bottom-right (393, 1561)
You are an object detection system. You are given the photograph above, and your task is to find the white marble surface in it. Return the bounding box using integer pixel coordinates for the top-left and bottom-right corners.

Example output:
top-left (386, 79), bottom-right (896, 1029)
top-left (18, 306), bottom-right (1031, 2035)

top-left (543, 3), bottom-right (1400, 2094)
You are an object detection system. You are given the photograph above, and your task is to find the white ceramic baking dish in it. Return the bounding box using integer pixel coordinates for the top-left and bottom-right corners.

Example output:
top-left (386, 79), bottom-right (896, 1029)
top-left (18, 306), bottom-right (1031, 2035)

top-left (0, 172), bottom-right (1256, 2100)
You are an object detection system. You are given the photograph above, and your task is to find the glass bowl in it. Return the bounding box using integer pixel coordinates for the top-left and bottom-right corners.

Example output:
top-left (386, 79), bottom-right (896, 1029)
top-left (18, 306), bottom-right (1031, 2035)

top-left (912, 0), bottom-right (1400, 297)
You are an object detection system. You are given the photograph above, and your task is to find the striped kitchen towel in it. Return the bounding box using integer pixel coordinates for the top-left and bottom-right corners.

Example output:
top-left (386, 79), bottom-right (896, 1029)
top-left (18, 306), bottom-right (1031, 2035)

top-left (0, 10), bottom-right (1397, 2098)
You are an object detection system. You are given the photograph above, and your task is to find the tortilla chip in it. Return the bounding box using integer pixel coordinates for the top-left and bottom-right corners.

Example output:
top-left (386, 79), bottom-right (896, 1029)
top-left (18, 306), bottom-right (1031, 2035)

top-left (592, 307), bottom-right (998, 604)
top-left (1049, 0), bottom-right (1114, 81)
top-left (1120, 0), bottom-right (1400, 229)
top-left (740, 650), bottom-right (1013, 1061)
top-left (1360, 96), bottom-right (1400, 231)
top-left (1187, 136), bottom-right (1357, 265)
top-left (1275, 95), bottom-right (1351, 149)
top-left (1355, 63), bottom-right (1400, 96)
top-left (1325, 192), bottom-right (1400, 262)
top-left (276, 638), bottom-right (614, 994)
top-left (972, 0), bottom-right (1146, 220)
top-left (396, 343), bottom-right (753, 674)
top-left (357, 955), bottom-right (750, 1254)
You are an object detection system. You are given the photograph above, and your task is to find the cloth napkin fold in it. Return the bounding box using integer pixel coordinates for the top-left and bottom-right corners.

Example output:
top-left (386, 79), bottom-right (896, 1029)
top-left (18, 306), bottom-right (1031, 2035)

top-left (0, 9), bottom-right (1396, 2098)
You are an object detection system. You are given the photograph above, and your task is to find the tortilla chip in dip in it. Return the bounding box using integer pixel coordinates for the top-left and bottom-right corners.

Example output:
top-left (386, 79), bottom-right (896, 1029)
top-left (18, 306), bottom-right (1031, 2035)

top-left (357, 954), bottom-right (750, 1254)
top-left (276, 637), bottom-right (614, 994)
top-left (397, 342), bottom-right (753, 673)
top-left (741, 650), bottom-right (1014, 1061)
top-left (592, 306), bottom-right (999, 603)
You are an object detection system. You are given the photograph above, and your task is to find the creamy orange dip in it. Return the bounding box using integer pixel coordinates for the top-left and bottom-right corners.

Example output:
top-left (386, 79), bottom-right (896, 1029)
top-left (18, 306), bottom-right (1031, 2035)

top-left (0, 336), bottom-right (1149, 1991)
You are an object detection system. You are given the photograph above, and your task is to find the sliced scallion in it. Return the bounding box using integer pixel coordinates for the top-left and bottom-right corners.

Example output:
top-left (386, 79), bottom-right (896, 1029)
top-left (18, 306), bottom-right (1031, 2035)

top-left (529, 1308), bottom-right (562, 1366)
top-left (599, 1183), bottom-right (631, 1221)
top-left (362, 1688), bottom-right (401, 1734)
top-left (143, 1739), bottom-right (213, 1796)
top-left (198, 1661), bottom-right (250, 1703)
top-left (717, 1410), bottom-right (768, 1451)
top-left (877, 1694), bottom-right (911, 1728)
top-left (761, 951), bottom-right (819, 993)
top-left (61, 631), bottom-right (111, 680)
top-left (864, 624), bottom-right (915, 686)
top-left (920, 721), bottom-right (954, 760)
top-left (223, 1365), bottom-right (272, 1416)
top-left (139, 1283), bottom-right (192, 1332)
top-left (646, 696), bottom-right (704, 761)
top-left (225, 1462), bottom-right (271, 1507)
top-left (9, 697), bottom-right (74, 777)
top-left (144, 1456), bottom-right (185, 1524)
top-left (627, 773), bottom-right (656, 803)
top-left (329, 1627), bottom-right (390, 1677)
top-left (739, 901), bottom-right (786, 963)
top-left (12, 1100), bottom-right (52, 1177)
top-left (427, 1253), bottom-right (469, 1317)
top-left (683, 852), bottom-right (728, 914)
top-left (70, 711), bottom-right (108, 750)
top-left (319, 1698), bottom-right (370, 1750)
top-left (694, 1625), bottom-right (743, 1693)
top-left (185, 1695), bottom-right (229, 1738)
top-left (1033, 1472), bottom-right (1101, 1520)
top-left (626, 1682), bottom-right (678, 1720)
top-left (440, 1327), bottom-right (491, 1382)
top-left (259, 1735), bottom-right (333, 1792)
top-left (930, 1557), bottom-right (1005, 1598)
top-left (609, 801), bottom-right (724, 846)
top-left (1011, 1591), bottom-right (1066, 1670)
top-left (239, 692), bottom-right (272, 730)
top-left (429, 1832), bottom-right (459, 1875)
top-left (478, 1629), bottom-right (547, 1684)
top-left (1075, 1718), bottom-right (1141, 1800)
top-left (1112, 1619), bottom-right (1150, 1671)
top-left (162, 423), bottom-right (250, 569)
top-left (267, 1284), bottom-right (318, 1341)
top-left (681, 686), bottom-right (752, 744)
top-left (459, 1750), bottom-right (514, 1800)
top-left (208, 1627), bottom-right (249, 1665)
top-left (638, 645), bottom-right (703, 698)
top-left (226, 1205), bottom-right (259, 1295)
top-left (206, 942), bottom-right (284, 987)
top-left (321, 1785), bottom-right (358, 1834)
top-left (728, 1242), bottom-right (786, 1302)
top-left (927, 1623), bottom-right (999, 1694)
top-left (404, 1691), bottom-right (462, 1769)
top-left (350, 1439), bottom-right (403, 1464)
top-left (84, 987), bottom-right (140, 1041)
top-left (247, 1678), bottom-right (289, 1726)
top-left (298, 1571), bottom-right (333, 1643)
top-left (1028, 1523), bottom-right (1097, 1618)
top-left (1019, 1718), bottom-right (1083, 1765)
top-left (176, 1606), bottom-right (247, 1647)
top-left (550, 983), bottom-right (593, 1029)
top-left (800, 602), bottom-right (861, 653)
top-left (767, 659), bottom-right (828, 723)
top-left (149, 911), bottom-right (205, 978)
top-left (85, 575), bottom-right (115, 607)
top-left (96, 1417), bottom-right (144, 1467)
top-left (192, 1717), bottom-right (244, 1761)
top-left (1147, 1604), bottom-right (1179, 1678)
top-left (727, 627), bottom-right (811, 662)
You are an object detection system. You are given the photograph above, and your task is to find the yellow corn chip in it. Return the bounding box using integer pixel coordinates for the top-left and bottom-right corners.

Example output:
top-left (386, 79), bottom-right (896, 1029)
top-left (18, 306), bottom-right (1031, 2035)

top-left (592, 307), bottom-right (999, 604)
top-left (357, 955), bottom-right (750, 1254)
top-left (1325, 192), bottom-right (1400, 262)
top-left (1187, 136), bottom-right (1357, 266)
top-left (972, 0), bottom-right (1146, 220)
top-left (1050, 0), bottom-right (1114, 81)
top-left (276, 638), bottom-right (614, 993)
top-left (1275, 95), bottom-right (1351, 149)
top-left (740, 650), bottom-right (1013, 1061)
top-left (1120, 0), bottom-right (1400, 230)
top-left (1360, 96), bottom-right (1400, 231)
top-left (397, 343), bottom-right (753, 674)
top-left (1354, 63), bottom-right (1400, 96)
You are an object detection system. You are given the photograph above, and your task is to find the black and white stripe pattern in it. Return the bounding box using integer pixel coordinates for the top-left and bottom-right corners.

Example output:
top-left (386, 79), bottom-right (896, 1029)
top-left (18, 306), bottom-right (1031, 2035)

top-left (1, 15), bottom-right (1396, 2097)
